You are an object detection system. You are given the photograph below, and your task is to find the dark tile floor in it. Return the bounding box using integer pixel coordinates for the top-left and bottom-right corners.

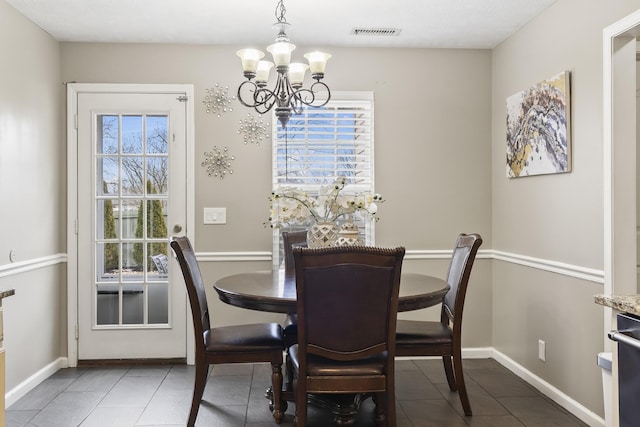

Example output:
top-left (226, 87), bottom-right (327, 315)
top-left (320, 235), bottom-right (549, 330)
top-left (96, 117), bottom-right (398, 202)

top-left (6, 358), bottom-right (588, 427)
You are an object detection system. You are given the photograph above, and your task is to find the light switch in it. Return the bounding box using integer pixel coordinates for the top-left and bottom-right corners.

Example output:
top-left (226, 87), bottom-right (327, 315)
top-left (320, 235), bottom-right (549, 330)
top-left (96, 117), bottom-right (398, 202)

top-left (203, 207), bottom-right (226, 224)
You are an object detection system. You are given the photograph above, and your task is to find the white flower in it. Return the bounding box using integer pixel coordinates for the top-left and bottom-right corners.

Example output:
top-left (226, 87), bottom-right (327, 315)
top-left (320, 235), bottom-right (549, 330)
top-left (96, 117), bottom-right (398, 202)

top-left (367, 202), bottom-right (378, 215)
top-left (265, 177), bottom-right (384, 228)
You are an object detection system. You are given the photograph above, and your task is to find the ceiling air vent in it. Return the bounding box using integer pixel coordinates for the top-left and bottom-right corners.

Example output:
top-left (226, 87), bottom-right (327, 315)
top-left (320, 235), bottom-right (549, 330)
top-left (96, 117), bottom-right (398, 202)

top-left (351, 27), bottom-right (401, 37)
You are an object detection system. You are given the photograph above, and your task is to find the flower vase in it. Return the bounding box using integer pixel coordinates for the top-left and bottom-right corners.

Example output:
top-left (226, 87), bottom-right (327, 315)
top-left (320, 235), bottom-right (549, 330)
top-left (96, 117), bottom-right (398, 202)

top-left (306, 221), bottom-right (339, 248)
top-left (335, 222), bottom-right (363, 246)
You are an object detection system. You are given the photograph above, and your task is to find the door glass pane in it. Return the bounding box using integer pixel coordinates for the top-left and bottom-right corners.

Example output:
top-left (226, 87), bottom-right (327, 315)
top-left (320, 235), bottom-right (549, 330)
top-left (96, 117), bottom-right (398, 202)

top-left (97, 157), bottom-right (118, 195)
top-left (122, 284), bottom-right (144, 324)
top-left (98, 115), bottom-right (118, 154)
top-left (148, 243), bottom-right (168, 278)
top-left (147, 201), bottom-right (168, 239)
top-left (122, 115), bottom-right (143, 154)
top-left (123, 242), bottom-right (141, 279)
top-left (97, 284), bottom-right (119, 325)
top-left (147, 158), bottom-right (168, 195)
top-left (121, 199), bottom-right (140, 239)
top-left (96, 242), bottom-right (119, 280)
top-left (148, 283), bottom-right (169, 324)
top-left (103, 242), bottom-right (119, 277)
top-left (94, 113), bottom-right (170, 328)
top-left (146, 115), bottom-right (168, 154)
top-left (97, 200), bottom-right (119, 240)
top-left (122, 156), bottom-right (144, 195)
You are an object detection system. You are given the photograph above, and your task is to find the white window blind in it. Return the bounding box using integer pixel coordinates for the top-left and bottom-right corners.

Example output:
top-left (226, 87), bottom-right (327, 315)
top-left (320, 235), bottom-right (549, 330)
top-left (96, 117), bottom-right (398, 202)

top-left (272, 92), bottom-right (374, 191)
top-left (271, 92), bottom-right (375, 268)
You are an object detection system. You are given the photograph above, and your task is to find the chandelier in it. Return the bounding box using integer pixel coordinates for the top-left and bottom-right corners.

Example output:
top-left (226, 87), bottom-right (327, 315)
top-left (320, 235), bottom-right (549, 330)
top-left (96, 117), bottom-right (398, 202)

top-left (236, 0), bottom-right (331, 128)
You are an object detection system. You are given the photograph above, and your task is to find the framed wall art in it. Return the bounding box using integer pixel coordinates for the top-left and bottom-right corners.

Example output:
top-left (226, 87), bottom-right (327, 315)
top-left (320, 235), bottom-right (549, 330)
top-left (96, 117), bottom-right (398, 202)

top-left (506, 70), bottom-right (571, 178)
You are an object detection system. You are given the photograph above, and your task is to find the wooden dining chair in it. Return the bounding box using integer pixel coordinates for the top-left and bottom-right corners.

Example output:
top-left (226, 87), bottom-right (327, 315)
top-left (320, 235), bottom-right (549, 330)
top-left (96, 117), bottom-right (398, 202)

top-left (290, 245), bottom-right (405, 427)
top-left (281, 230), bottom-right (308, 393)
top-left (395, 233), bottom-right (482, 416)
top-left (281, 230), bottom-right (308, 343)
top-left (282, 230), bottom-right (308, 274)
top-left (170, 236), bottom-right (285, 426)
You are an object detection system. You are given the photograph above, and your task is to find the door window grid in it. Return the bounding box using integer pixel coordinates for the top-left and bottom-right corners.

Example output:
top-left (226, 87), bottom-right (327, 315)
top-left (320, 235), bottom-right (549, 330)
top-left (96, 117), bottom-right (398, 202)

top-left (95, 113), bottom-right (169, 326)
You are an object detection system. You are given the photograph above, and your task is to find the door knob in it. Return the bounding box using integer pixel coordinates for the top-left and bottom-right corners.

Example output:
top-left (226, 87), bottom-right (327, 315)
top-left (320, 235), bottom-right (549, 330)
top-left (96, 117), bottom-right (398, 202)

top-left (173, 224), bottom-right (183, 233)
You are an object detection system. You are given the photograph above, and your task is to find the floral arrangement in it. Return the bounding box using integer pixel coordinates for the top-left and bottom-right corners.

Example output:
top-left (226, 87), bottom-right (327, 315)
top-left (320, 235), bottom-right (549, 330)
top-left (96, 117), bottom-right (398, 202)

top-left (265, 177), bottom-right (384, 228)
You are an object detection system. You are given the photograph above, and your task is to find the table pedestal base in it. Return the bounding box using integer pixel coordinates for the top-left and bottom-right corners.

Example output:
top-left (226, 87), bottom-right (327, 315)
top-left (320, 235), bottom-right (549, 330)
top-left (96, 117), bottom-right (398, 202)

top-left (266, 387), bottom-right (381, 426)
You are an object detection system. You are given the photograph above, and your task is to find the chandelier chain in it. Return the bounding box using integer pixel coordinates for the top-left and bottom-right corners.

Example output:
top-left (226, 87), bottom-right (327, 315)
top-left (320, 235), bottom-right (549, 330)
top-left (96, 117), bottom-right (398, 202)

top-left (275, 0), bottom-right (287, 24)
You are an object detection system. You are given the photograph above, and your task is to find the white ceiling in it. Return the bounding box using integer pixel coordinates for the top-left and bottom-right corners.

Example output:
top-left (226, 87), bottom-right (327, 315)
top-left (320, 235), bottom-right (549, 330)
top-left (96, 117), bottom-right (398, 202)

top-left (6, 0), bottom-right (557, 49)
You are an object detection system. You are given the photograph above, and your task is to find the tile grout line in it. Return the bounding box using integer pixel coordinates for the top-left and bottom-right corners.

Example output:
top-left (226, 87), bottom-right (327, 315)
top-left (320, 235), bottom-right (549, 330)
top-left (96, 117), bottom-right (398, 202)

top-left (74, 366), bottom-right (131, 427)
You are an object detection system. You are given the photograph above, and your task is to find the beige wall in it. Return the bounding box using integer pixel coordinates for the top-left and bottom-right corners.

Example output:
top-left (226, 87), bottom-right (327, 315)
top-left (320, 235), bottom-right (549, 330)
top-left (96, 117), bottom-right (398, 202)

top-left (492, 0), bottom-right (640, 416)
top-left (0, 0), bottom-right (65, 392)
top-left (59, 43), bottom-right (494, 336)
top-left (60, 45), bottom-right (492, 251)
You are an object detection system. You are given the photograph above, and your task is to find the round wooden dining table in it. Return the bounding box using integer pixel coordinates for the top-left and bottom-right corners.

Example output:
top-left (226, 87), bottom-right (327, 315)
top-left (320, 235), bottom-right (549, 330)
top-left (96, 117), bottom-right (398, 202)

top-left (213, 269), bottom-right (449, 425)
top-left (214, 270), bottom-right (450, 314)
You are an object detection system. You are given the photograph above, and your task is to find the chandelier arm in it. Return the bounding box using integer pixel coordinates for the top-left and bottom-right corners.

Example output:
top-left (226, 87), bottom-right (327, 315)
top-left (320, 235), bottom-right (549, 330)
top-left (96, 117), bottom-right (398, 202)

top-left (253, 87), bottom-right (278, 111)
top-left (310, 81), bottom-right (331, 107)
top-left (290, 88), bottom-right (314, 108)
top-left (253, 102), bottom-right (274, 115)
top-left (288, 96), bottom-right (304, 116)
top-left (275, 72), bottom-right (292, 108)
top-left (237, 80), bottom-right (260, 108)
top-left (291, 81), bottom-right (331, 108)
top-left (237, 80), bottom-right (277, 111)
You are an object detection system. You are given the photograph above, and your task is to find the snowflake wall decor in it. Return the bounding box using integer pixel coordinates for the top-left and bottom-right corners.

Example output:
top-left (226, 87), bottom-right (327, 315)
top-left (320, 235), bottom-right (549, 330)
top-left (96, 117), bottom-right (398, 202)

top-left (203, 84), bottom-right (235, 117)
top-left (201, 146), bottom-right (235, 180)
top-left (238, 114), bottom-right (271, 145)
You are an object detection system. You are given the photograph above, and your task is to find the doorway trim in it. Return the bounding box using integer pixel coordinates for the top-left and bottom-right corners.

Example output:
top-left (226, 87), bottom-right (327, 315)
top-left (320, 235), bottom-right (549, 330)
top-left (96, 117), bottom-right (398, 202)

top-left (604, 12), bottom-right (640, 331)
top-left (604, 10), bottom-right (640, 427)
top-left (66, 83), bottom-right (195, 367)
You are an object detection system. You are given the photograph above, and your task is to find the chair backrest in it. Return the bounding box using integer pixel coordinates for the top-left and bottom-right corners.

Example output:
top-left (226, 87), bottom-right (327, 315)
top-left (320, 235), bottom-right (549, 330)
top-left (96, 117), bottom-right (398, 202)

top-left (170, 236), bottom-right (210, 349)
top-left (293, 245), bottom-right (405, 361)
top-left (442, 233), bottom-right (483, 324)
top-left (282, 230), bottom-right (308, 274)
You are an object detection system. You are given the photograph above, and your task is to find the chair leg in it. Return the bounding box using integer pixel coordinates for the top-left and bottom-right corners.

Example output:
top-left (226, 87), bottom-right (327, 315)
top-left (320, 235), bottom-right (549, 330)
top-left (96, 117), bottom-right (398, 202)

top-left (201, 363), bottom-right (210, 387)
top-left (294, 378), bottom-right (307, 427)
top-left (188, 362), bottom-right (208, 427)
top-left (384, 388), bottom-right (397, 427)
top-left (452, 351), bottom-right (472, 416)
top-left (270, 360), bottom-right (284, 423)
top-left (373, 393), bottom-right (384, 425)
top-left (285, 352), bottom-right (295, 391)
top-left (442, 355), bottom-right (457, 391)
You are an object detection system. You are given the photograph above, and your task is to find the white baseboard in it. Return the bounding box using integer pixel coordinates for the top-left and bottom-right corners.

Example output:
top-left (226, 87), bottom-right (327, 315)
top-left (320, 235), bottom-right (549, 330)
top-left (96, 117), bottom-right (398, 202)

top-left (400, 348), bottom-right (604, 427)
top-left (398, 347), bottom-right (495, 360)
top-left (5, 357), bottom-right (68, 407)
top-left (491, 349), bottom-right (604, 427)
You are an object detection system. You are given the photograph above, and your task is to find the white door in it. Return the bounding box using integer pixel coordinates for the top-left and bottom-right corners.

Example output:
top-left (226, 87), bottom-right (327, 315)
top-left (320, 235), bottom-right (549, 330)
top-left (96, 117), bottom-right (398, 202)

top-left (74, 89), bottom-right (189, 360)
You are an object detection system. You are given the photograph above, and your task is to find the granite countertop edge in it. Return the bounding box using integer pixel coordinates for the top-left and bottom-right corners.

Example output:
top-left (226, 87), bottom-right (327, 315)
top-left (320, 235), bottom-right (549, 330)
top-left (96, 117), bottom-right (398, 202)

top-left (595, 293), bottom-right (640, 316)
top-left (0, 289), bottom-right (15, 300)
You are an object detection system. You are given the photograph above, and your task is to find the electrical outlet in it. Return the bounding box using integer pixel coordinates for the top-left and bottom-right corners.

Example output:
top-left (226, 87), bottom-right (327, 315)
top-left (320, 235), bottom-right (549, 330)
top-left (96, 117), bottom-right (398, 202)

top-left (538, 339), bottom-right (546, 362)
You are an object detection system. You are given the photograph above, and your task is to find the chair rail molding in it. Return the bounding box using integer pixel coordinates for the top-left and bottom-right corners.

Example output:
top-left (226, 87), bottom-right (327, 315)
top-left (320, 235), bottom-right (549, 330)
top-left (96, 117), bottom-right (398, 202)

top-left (194, 249), bottom-right (604, 284)
top-left (1, 250), bottom-right (601, 284)
top-left (0, 254), bottom-right (67, 279)
top-left (196, 251), bottom-right (272, 262)
top-left (489, 250), bottom-right (604, 284)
